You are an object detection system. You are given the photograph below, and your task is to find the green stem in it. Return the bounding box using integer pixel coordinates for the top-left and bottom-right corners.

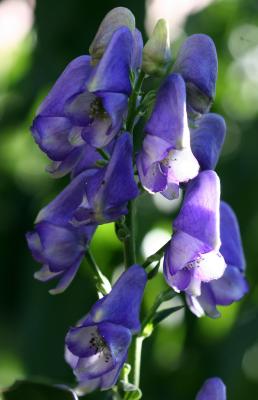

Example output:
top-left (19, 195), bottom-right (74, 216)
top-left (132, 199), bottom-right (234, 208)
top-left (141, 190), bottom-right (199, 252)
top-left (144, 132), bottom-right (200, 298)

top-left (126, 70), bottom-right (146, 133)
top-left (131, 336), bottom-right (144, 388)
top-left (123, 200), bottom-right (136, 268)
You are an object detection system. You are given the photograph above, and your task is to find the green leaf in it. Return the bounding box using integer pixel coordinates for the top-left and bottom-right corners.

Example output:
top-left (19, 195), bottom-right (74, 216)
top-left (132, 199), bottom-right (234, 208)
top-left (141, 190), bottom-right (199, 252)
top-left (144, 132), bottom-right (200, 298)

top-left (152, 305), bottom-right (184, 326)
top-left (1, 380), bottom-right (78, 400)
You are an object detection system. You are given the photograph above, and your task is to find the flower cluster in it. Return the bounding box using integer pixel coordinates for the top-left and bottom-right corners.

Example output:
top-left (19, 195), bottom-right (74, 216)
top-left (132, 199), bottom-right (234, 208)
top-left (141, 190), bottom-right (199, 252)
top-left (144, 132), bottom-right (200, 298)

top-left (26, 6), bottom-right (248, 397)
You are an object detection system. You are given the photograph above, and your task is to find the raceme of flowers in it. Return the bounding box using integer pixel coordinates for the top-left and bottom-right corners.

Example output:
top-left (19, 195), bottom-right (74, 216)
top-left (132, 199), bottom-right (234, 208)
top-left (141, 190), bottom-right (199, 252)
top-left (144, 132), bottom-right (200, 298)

top-left (26, 6), bottom-right (248, 398)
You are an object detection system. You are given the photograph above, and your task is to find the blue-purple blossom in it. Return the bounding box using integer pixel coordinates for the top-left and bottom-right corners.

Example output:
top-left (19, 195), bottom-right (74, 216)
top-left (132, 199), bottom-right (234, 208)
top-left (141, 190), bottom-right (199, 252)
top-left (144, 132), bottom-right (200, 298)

top-left (196, 377), bottom-right (226, 400)
top-left (137, 73), bottom-right (199, 199)
top-left (26, 133), bottom-right (138, 292)
top-left (190, 113), bottom-right (226, 171)
top-left (65, 265), bottom-right (147, 393)
top-left (187, 201), bottom-right (249, 318)
top-left (36, 132), bottom-right (138, 226)
top-left (31, 27), bottom-right (134, 177)
top-left (26, 222), bottom-right (95, 294)
top-left (173, 34), bottom-right (218, 114)
top-left (164, 170), bottom-right (226, 296)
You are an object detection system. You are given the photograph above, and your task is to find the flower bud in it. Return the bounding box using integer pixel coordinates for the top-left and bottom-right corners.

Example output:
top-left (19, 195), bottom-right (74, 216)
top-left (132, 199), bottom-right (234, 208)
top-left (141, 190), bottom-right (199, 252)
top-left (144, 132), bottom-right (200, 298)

top-left (142, 19), bottom-right (172, 76)
top-left (89, 7), bottom-right (135, 64)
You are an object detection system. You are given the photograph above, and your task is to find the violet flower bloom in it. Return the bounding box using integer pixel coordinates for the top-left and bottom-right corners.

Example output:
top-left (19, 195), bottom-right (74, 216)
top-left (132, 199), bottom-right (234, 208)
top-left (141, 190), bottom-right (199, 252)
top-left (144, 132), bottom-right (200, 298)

top-left (26, 222), bottom-right (95, 294)
top-left (164, 170), bottom-right (226, 297)
top-left (137, 73), bottom-right (199, 199)
top-left (36, 133), bottom-right (138, 227)
top-left (190, 113), bottom-right (226, 171)
top-left (173, 34), bottom-right (218, 114)
top-left (65, 265), bottom-right (147, 393)
top-left (187, 201), bottom-right (249, 318)
top-left (196, 377), bottom-right (226, 400)
top-left (31, 27), bottom-right (133, 177)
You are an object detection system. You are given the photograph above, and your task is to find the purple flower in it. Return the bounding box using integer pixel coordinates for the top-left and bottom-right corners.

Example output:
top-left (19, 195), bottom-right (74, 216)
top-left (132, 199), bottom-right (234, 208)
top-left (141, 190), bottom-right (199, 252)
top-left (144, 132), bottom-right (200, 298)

top-left (137, 73), bottom-right (199, 199)
top-left (26, 222), bottom-right (95, 294)
top-left (187, 201), bottom-right (249, 318)
top-left (65, 265), bottom-right (147, 393)
top-left (35, 133), bottom-right (138, 226)
top-left (196, 377), bottom-right (226, 400)
top-left (190, 113), bottom-right (226, 171)
top-left (31, 28), bottom-right (133, 177)
top-left (173, 34), bottom-right (218, 114)
top-left (164, 171), bottom-right (226, 296)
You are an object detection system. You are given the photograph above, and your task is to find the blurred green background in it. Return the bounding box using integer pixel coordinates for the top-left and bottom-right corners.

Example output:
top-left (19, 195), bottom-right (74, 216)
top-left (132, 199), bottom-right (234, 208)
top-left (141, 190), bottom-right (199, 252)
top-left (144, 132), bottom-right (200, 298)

top-left (0, 0), bottom-right (258, 398)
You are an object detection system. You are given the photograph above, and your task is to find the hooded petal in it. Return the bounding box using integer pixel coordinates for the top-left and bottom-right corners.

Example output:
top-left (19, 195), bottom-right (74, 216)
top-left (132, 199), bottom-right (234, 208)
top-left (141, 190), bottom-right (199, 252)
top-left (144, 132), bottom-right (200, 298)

top-left (75, 133), bottom-right (138, 224)
top-left (174, 171), bottom-right (221, 250)
top-left (145, 73), bottom-right (189, 147)
top-left (27, 222), bottom-right (86, 272)
top-left (173, 34), bottom-right (218, 113)
top-left (35, 170), bottom-right (94, 225)
top-left (196, 377), bottom-right (226, 400)
top-left (87, 27), bottom-right (133, 96)
top-left (89, 7), bottom-right (135, 64)
top-left (37, 56), bottom-right (92, 116)
top-left (31, 116), bottom-right (81, 161)
top-left (190, 114), bottom-right (226, 170)
top-left (220, 202), bottom-right (246, 271)
top-left (131, 29), bottom-right (143, 70)
top-left (89, 265), bottom-right (147, 333)
top-left (210, 266), bottom-right (249, 306)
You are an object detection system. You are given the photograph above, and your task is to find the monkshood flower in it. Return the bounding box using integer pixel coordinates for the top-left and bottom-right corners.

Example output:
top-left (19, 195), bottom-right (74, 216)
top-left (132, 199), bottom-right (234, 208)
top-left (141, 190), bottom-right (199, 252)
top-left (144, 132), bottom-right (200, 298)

top-left (36, 133), bottom-right (138, 227)
top-left (173, 34), bottom-right (218, 114)
top-left (187, 201), bottom-right (249, 318)
top-left (26, 222), bottom-right (95, 294)
top-left (190, 113), bottom-right (226, 171)
top-left (137, 73), bottom-right (199, 199)
top-left (196, 377), bottom-right (226, 400)
top-left (31, 27), bottom-right (134, 177)
top-left (164, 170), bottom-right (226, 296)
top-left (65, 265), bottom-right (147, 393)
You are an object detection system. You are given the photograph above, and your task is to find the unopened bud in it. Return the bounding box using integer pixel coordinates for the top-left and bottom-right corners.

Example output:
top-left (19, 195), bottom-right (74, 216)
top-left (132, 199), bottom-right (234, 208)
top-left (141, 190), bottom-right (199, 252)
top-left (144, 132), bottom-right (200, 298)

top-left (142, 19), bottom-right (172, 76)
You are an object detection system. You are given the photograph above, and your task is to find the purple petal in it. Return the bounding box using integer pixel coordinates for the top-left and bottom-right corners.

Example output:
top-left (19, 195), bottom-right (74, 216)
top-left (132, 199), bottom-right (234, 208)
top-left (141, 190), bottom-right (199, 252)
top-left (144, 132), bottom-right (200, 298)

top-left (174, 170), bottom-right (221, 250)
top-left (92, 133), bottom-right (139, 221)
top-left (196, 377), bottom-right (226, 400)
top-left (220, 201), bottom-right (246, 271)
top-left (32, 222), bottom-right (86, 271)
top-left (31, 116), bottom-right (80, 161)
top-left (210, 266), bottom-right (249, 305)
top-left (194, 284), bottom-right (220, 319)
top-left (49, 258), bottom-right (82, 295)
top-left (173, 34), bottom-right (218, 113)
top-left (192, 251), bottom-right (226, 282)
top-left (34, 264), bottom-right (62, 282)
top-left (164, 231), bottom-right (210, 275)
top-left (87, 27), bottom-right (133, 96)
top-left (82, 92), bottom-right (128, 148)
top-left (190, 113), bottom-right (226, 170)
top-left (36, 170), bottom-right (93, 225)
top-left (66, 325), bottom-right (103, 358)
top-left (164, 267), bottom-right (191, 292)
top-left (90, 265), bottom-right (147, 333)
top-left (145, 73), bottom-right (188, 147)
top-left (37, 55), bottom-right (92, 116)
top-left (131, 29), bottom-right (143, 70)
